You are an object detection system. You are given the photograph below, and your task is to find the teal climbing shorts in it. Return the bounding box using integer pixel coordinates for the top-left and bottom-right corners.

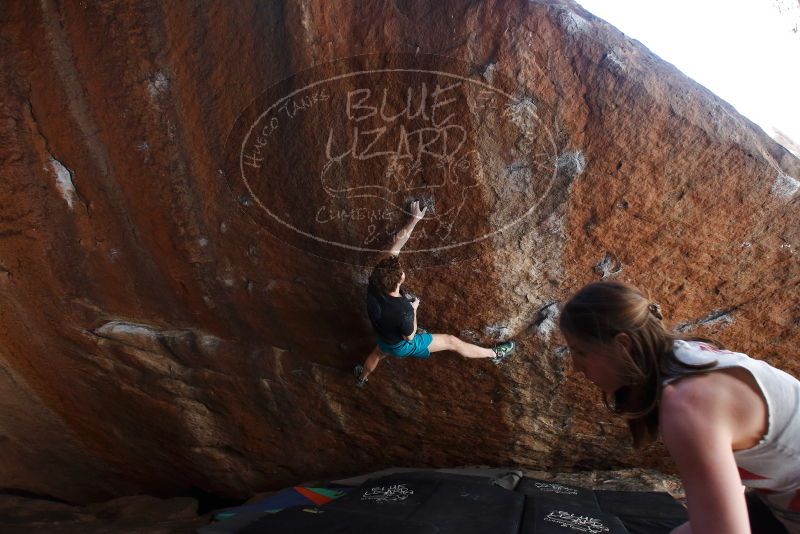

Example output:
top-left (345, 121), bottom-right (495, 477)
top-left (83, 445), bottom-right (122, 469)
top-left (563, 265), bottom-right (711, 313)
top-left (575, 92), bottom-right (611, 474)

top-left (377, 333), bottom-right (434, 358)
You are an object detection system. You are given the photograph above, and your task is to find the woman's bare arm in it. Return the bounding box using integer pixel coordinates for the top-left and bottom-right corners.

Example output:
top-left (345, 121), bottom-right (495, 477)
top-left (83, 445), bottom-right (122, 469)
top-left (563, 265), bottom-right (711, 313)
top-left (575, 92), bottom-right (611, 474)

top-left (661, 378), bottom-right (750, 534)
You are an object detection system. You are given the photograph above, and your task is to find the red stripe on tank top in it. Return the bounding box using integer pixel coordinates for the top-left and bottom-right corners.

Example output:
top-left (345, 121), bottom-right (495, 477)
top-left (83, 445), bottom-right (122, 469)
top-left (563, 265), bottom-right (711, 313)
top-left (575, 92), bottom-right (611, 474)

top-left (789, 490), bottom-right (800, 512)
top-left (697, 343), bottom-right (731, 354)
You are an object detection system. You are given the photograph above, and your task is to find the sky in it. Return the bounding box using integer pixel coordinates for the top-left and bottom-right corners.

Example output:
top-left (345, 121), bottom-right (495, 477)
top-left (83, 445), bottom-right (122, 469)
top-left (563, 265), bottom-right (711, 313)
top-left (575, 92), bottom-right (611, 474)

top-left (576, 0), bottom-right (800, 155)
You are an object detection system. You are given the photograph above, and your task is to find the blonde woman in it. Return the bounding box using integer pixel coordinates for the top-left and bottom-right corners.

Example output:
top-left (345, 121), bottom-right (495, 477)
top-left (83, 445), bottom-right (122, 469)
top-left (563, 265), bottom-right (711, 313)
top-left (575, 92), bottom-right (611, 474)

top-left (559, 281), bottom-right (800, 533)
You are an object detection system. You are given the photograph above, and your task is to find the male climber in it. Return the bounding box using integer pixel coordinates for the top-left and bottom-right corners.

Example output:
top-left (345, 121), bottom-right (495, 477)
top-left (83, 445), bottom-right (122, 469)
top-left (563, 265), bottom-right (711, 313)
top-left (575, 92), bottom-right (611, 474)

top-left (354, 200), bottom-right (516, 387)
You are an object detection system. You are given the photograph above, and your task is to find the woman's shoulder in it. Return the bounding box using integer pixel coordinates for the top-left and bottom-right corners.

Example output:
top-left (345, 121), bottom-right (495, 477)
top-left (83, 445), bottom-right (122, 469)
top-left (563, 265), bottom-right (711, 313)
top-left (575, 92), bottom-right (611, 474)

top-left (660, 360), bottom-right (743, 425)
top-left (659, 374), bottom-right (734, 454)
top-left (661, 372), bottom-right (720, 413)
top-left (660, 362), bottom-right (760, 435)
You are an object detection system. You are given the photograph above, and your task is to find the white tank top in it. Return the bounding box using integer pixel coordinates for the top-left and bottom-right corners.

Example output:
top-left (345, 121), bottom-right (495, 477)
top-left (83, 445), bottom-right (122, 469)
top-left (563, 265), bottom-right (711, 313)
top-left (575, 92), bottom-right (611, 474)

top-left (664, 340), bottom-right (800, 502)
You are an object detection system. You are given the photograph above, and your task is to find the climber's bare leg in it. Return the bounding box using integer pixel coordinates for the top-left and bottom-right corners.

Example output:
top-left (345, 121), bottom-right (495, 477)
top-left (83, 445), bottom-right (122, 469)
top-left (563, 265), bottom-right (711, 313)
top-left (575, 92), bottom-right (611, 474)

top-left (427, 334), bottom-right (495, 359)
top-left (359, 346), bottom-right (386, 380)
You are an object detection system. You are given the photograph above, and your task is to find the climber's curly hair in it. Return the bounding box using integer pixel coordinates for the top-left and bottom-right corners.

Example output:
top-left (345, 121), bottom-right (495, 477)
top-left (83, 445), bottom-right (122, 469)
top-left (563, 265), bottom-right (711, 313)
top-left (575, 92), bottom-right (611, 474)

top-left (369, 256), bottom-right (403, 294)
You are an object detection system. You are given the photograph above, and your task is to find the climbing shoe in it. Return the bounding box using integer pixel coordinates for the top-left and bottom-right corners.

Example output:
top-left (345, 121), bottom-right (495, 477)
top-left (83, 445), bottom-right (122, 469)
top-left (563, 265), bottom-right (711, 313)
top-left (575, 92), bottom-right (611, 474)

top-left (354, 364), bottom-right (368, 388)
top-left (490, 341), bottom-right (516, 365)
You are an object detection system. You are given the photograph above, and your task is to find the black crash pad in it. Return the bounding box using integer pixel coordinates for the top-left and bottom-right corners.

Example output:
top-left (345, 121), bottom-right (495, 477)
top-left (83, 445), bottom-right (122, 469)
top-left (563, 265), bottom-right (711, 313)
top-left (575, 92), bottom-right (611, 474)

top-left (213, 471), bottom-right (689, 534)
top-left (594, 490), bottom-right (687, 534)
top-left (516, 478), bottom-right (600, 510)
top-left (238, 505), bottom-right (439, 534)
top-left (522, 498), bottom-right (629, 534)
top-left (325, 475), bottom-right (525, 534)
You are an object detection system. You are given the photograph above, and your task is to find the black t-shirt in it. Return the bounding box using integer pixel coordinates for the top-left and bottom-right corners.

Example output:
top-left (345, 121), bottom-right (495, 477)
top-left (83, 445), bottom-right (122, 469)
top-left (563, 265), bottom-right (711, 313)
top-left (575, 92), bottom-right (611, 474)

top-left (366, 280), bottom-right (414, 344)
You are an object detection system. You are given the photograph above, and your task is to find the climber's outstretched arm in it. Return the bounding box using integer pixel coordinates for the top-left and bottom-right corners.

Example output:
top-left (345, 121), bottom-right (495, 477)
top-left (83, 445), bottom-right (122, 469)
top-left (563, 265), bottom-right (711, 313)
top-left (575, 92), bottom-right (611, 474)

top-left (383, 200), bottom-right (427, 258)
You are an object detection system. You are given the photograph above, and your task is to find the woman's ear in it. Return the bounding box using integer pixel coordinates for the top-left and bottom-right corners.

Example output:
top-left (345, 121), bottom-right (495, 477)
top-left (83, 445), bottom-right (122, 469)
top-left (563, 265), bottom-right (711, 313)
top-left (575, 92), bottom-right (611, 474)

top-left (614, 332), bottom-right (632, 355)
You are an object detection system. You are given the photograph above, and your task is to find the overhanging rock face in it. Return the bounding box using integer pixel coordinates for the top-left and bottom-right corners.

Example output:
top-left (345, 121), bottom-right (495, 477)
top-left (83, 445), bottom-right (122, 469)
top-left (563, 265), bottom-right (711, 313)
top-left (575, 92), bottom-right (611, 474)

top-left (0, 0), bottom-right (797, 503)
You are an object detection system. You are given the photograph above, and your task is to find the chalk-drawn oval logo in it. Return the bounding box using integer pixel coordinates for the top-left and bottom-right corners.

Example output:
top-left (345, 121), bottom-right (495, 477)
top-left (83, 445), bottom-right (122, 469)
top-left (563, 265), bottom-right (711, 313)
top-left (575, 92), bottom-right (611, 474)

top-left (223, 54), bottom-right (562, 267)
